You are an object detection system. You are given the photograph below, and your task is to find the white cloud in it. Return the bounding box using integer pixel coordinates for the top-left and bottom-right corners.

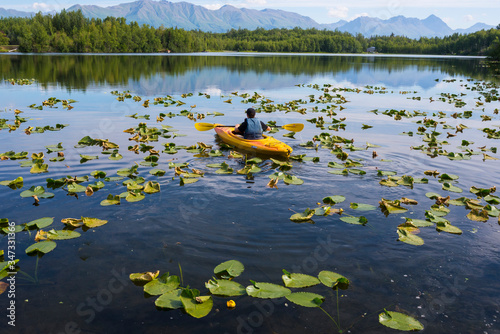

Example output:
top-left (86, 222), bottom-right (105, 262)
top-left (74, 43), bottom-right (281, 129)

top-left (246, 0), bottom-right (267, 5)
top-left (328, 6), bottom-right (349, 19)
top-left (203, 3), bottom-right (223, 10)
top-left (442, 17), bottom-right (452, 24)
top-left (26, 2), bottom-right (60, 12)
top-left (464, 14), bottom-right (474, 22)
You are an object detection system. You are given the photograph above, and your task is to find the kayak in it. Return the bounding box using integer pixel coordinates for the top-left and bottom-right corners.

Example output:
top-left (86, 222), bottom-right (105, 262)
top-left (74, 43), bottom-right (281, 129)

top-left (214, 126), bottom-right (292, 157)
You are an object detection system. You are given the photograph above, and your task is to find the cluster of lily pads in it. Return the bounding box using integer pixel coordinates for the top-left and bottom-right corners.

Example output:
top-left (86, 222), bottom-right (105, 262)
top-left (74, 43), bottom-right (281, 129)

top-left (0, 215), bottom-right (108, 280)
top-left (130, 259), bottom-right (423, 332)
top-left (4, 78), bottom-right (36, 85)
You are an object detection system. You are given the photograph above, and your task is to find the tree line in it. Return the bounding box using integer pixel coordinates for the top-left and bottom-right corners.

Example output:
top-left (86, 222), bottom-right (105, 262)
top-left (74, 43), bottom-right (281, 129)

top-left (0, 10), bottom-right (499, 58)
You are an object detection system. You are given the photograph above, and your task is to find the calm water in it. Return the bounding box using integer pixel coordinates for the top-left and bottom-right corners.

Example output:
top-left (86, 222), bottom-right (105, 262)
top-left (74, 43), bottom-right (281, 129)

top-left (1, 53), bottom-right (499, 334)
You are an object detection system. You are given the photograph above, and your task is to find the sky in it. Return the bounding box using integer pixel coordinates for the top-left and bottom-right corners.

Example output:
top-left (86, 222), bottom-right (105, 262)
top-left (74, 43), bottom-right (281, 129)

top-left (4, 0), bottom-right (500, 29)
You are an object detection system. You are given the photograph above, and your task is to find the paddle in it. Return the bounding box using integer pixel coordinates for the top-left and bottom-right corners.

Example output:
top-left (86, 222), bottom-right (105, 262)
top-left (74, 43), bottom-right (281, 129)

top-left (195, 122), bottom-right (304, 132)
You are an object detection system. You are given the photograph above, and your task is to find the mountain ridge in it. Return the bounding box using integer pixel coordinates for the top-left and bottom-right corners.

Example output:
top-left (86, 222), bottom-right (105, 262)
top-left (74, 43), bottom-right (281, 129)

top-left (0, 0), bottom-right (494, 38)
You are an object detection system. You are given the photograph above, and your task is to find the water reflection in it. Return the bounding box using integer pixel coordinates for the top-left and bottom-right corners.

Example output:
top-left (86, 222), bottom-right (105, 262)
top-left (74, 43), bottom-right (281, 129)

top-left (0, 53), bottom-right (492, 94)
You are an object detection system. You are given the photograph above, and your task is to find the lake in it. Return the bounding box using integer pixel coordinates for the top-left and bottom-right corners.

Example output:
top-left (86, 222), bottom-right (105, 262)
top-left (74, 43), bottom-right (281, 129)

top-left (1, 53), bottom-right (499, 334)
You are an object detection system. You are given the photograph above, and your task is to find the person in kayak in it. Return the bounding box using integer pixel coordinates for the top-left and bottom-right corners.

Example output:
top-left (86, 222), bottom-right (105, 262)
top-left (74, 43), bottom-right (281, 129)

top-left (233, 108), bottom-right (270, 139)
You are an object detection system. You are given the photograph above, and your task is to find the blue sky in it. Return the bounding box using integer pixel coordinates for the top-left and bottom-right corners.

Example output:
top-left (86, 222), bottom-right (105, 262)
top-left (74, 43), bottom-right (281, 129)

top-left (4, 0), bottom-right (500, 29)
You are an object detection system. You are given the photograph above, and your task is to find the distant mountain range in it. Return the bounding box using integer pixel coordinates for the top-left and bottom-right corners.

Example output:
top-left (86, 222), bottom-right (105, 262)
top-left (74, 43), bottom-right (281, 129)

top-left (0, 0), bottom-right (494, 38)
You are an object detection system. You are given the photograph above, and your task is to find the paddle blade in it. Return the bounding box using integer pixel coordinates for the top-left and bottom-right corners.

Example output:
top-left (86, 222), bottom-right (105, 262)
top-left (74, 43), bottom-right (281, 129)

top-left (194, 123), bottom-right (216, 131)
top-left (282, 123), bottom-right (304, 132)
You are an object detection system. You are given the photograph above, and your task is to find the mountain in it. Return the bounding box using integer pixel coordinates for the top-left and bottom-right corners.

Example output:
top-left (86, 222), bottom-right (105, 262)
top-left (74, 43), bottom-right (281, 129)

top-left (0, 0), bottom-right (494, 38)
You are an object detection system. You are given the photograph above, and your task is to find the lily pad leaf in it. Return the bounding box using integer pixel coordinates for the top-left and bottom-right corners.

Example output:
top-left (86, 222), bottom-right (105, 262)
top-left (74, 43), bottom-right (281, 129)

top-left (144, 181), bottom-right (160, 194)
top-left (149, 169), bottom-right (166, 176)
top-left (100, 194), bottom-right (121, 206)
top-left (0, 177), bottom-right (24, 189)
top-left (144, 273), bottom-right (181, 296)
top-left (350, 203), bottom-right (376, 211)
top-left (283, 174), bottom-right (304, 185)
top-left (25, 240), bottom-right (57, 254)
top-left (286, 292), bottom-right (324, 308)
top-left (82, 217), bottom-right (108, 228)
top-left (318, 271), bottom-right (349, 289)
top-left (290, 208), bottom-right (315, 222)
top-left (30, 163), bottom-right (49, 174)
top-left (379, 199), bottom-right (408, 215)
top-left (397, 229), bottom-right (424, 246)
top-left (180, 289), bottom-right (213, 318)
top-left (38, 229), bottom-right (81, 240)
top-left (214, 260), bottom-right (244, 278)
top-left (442, 182), bottom-right (463, 193)
top-left (205, 278), bottom-right (246, 296)
top-left (67, 183), bottom-right (87, 193)
top-left (246, 281), bottom-right (291, 299)
top-left (26, 217), bottom-right (53, 229)
top-left (436, 221), bottom-right (463, 234)
top-left (129, 271), bottom-right (160, 285)
top-left (282, 270), bottom-right (320, 288)
top-left (155, 289), bottom-right (183, 309)
top-left (379, 309), bottom-right (424, 331)
top-left (340, 216), bottom-right (368, 225)
top-left (126, 191), bottom-right (145, 202)
top-left (466, 209), bottom-right (489, 222)
top-left (323, 195), bottom-right (346, 205)
top-left (20, 186), bottom-right (49, 198)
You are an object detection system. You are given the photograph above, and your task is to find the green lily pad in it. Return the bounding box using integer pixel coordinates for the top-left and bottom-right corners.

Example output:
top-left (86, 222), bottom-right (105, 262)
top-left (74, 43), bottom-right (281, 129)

top-left (379, 309), bottom-right (424, 331)
top-left (144, 273), bottom-right (181, 296)
top-left (286, 292), bottom-right (324, 308)
top-left (144, 181), bottom-right (160, 194)
top-left (282, 270), bottom-right (320, 288)
top-left (126, 191), bottom-right (145, 202)
top-left (484, 205), bottom-right (500, 217)
top-left (100, 194), bottom-right (121, 206)
top-left (484, 195), bottom-right (500, 205)
top-left (45, 143), bottom-right (64, 153)
top-left (67, 183), bottom-right (87, 193)
top-left (205, 278), bottom-right (246, 296)
top-left (328, 161), bottom-right (344, 169)
top-left (91, 170), bottom-right (107, 178)
top-left (129, 271), bottom-right (159, 285)
top-left (290, 208), bottom-right (315, 222)
top-left (25, 240), bottom-right (57, 254)
top-left (350, 203), bottom-right (376, 211)
top-left (30, 163), bottom-right (49, 174)
top-left (246, 281), bottom-right (291, 299)
top-left (318, 271), bottom-right (349, 289)
top-left (0, 177), bottom-right (23, 189)
top-left (404, 218), bottom-right (434, 227)
top-left (180, 177), bottom-right (199, 185)
top-left (109, 152), bottom-right (123, 160)
top-left (379, 199), bottom-right (408, 215)
top-left (82, 217), bottom-right (108, 228)
top-left (442, 183), bottom-right (463, 193)
top-left (149, 169), bottom-right (166, 176)
top-left (155, 289), bottom-right (183, 309)
top-left (283, 175), bottom-right (304, 185)
top-left (470, 186), bottom-right (495, 197)
top-left (397, 229), bottom-right (424, 246)
top-left (466, 209), bottom-right (489, 222)
top-left (41, 229), bottom-right (81, 240)
top-left (215, 162), bottom-right (233, 174)
top-left (20, 186), bottom-right (54, 198)
top-left (436, 221), bottom-right (463, 234)
top-left (377, 170), bottom-right (397, 176)
top-left (214, 260), bottom-right (244, 278)
top-left (340, 216), bottom-right (368, 225)
top-left (26, 217), bottom-right (53, 229)
top-left (180, 289), bottom-right (213, 318)
top-left (425, 192), bottom-right (441, 199)
top-left (323, 195), bottom-right (346, 205)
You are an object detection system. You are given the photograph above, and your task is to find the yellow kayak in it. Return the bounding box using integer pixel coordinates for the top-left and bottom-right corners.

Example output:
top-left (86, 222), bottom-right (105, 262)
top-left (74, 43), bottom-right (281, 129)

top-left (214, 126), bottom-right (292, 157)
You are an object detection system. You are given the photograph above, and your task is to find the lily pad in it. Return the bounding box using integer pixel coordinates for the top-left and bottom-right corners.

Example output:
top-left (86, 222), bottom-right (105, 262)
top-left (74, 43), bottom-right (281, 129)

top-left (214, 260), bottom-right (244, 278)
top-left (38, 229), bottom-right (81, 240)
top-left (149, 169), bottom-right (166, 176)
top-left (126, 191), bottom-right (145, 202)
top-left (282, 270), bottom-right (320, 288)
top-left (100, 194), bottom-right (121, 206)
top-left (26, 217), bottom-right (53, 229)
top-left (25, 240), bottom-right (57, 254)
top-left (129, 271), bottom-right (160, 285)
top-left (144, 181), bottom-right (160, 194)
top-left (20, 186), bottom-right (54, 198)
top-left (350, 203), bottom-right (376, 211)
top-left (318, 271), bottom-right (349, 289)
top-left (0, 177), bottom-right (23, 189)
top-left (205, 278), bottom-right (246, 296)
top-left (246, 281), bottom-right (291, 299)
top-left (436, 221), bottom-right (463, 234)
top-left (286, 292), bottom-right (324, 308)
top-left (466, 209), bottom-right (489, 222)
top-left (340, 216), bottom-right (368, 225)
top-left (322, 195), bottom-right (346, 205)
top-left (180, 289), bottom-right (213, 318)
top-left (290, 208), bottom-right (315, 222)
top-left (379, 309), bottom-right (424, 331)
top-left (283, 175), bottom-right (304, 185)
top-left (442, 183), bottom-right (463, 193)
top-left (155, 289), bottom-right (183, 309)
top-left (144, 273), bottom-right (181, 296)
top-left (379, 199), bottom-right (408, 215)
top-left (397, 229), bottom-right (424, 246)
top-left (82, 217), bottom-right (108, 228)
top-left (67, 183), bottom-right (87, 193)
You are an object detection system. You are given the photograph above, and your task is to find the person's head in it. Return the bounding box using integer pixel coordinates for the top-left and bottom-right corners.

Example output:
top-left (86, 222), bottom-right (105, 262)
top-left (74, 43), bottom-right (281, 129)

top-left (246, 108), bottom-right (256, 118)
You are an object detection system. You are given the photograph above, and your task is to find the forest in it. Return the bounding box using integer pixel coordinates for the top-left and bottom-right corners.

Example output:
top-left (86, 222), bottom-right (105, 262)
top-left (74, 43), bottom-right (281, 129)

top-left (0, 10), bottom-right (499, 59)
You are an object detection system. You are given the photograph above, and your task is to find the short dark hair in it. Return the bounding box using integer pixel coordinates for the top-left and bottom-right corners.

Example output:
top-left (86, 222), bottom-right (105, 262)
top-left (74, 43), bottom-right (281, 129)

top-left (246, 108), bottom-right (256, 117)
